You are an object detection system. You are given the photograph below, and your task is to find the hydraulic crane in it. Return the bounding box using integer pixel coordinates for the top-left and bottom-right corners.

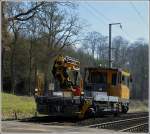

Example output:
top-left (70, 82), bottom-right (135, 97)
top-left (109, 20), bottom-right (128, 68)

top-left (35, 55), bottom-right (93, 119)
top-left (52, 55), bottom-right (83, 96)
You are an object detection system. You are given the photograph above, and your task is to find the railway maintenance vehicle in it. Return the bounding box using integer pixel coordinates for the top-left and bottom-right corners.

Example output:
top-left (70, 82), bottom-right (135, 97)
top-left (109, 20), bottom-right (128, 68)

top-left (35, 55), bottom-right (132, 118)
top-left (84, 67), bottom-right (131, 116)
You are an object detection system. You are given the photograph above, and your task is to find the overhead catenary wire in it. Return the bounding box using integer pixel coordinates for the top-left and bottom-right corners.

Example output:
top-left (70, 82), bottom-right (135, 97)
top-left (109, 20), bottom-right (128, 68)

top-left (86, 3), bottom-right (128, 38)
top-left (86, 3), bottom-right (111, 22)
top-left (84, 4), bottom-right (108, 28)
top-left (84, 2), bottom-right (137, 41)
top-left (129, 1), bottom-right (145, 24)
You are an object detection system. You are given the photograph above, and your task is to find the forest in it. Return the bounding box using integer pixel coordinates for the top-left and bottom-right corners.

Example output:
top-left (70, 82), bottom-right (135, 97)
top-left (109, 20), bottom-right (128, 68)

top-left (2, 1), bottom-right (148, 101)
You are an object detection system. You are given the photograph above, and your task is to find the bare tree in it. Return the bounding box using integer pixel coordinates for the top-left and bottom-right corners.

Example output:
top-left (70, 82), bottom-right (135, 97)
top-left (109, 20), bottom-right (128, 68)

top-left (37, 2), bottom-right (81, 56)
top-left (4, 2), bottom-right (30, 94)
top-left (2, 2), bottom-right (11, 84)
top-left (96, 35), bottom-right (108, 64)
top-left (83, 31), bottom-right (102, 58)
top-left (5, 2), bottom-right (45, 21)
top-left (127, 39), bottom-right (148, 100)
top-left (112, 36), bottom-right (129, 68)
top-left (24, 18), bottom-right (39, 96)
top-left (9, 21), bottom-right (24, 94)
top-left (30, 2), bottom-right (82, 90)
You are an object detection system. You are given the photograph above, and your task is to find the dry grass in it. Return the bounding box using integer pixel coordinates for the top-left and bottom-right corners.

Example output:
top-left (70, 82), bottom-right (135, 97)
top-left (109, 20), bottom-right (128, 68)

top-left (128, 100), bottom-right (148, 113)
top-left (2, 92), bottom-right (36, 120)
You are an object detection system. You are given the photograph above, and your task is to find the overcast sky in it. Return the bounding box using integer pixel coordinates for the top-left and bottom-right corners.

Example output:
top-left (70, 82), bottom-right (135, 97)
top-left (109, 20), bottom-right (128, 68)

top-left (76, 1), bottom-right (149, 43)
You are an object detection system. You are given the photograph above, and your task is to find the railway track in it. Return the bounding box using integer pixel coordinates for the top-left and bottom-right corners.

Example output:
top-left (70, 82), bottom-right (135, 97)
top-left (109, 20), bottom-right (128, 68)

top-left (20, 112), bottom-right (149, 132)
top-left (77, 112), bottom-right (148, 126)
top-left (87, 115), bottom-right (149, 133)
top-left (21, 112), bottom-right (148, 123)
top-left (119, 123), bottom-right (148, 132)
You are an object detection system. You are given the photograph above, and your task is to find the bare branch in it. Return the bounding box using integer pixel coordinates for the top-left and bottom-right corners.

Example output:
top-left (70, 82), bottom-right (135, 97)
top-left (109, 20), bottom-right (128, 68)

top-left (7, 2), bottom-right (45, 21)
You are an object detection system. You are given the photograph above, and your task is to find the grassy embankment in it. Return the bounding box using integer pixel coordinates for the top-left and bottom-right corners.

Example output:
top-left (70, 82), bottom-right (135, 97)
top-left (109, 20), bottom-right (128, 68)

top-left (2, 92), bottom-right (36, 120)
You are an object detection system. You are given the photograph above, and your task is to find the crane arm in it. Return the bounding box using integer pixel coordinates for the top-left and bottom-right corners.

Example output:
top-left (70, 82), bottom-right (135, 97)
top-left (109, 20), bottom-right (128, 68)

top-left (52, 55), bottom-right (80, 90)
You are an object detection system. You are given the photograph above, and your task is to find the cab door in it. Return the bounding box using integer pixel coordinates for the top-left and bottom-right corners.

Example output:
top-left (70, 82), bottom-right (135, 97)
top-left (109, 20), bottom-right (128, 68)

top-left (107, 71), bottom-right (120, 97)
top-left (120, 74), bottom-right (130, 99)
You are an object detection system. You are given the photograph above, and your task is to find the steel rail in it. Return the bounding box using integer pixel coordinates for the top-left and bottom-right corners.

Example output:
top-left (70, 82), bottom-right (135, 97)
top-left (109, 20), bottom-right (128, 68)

top-left (119, 123), bottom-right (148, 132)
top-left (87, 116), bottom-right (148, 128)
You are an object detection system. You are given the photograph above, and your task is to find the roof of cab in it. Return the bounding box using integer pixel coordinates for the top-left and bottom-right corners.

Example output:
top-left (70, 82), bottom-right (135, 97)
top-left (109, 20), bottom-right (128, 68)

top-left (85, 67), bottom-right (119, 71)
top-left (85, 67), bottom-right (130, 76)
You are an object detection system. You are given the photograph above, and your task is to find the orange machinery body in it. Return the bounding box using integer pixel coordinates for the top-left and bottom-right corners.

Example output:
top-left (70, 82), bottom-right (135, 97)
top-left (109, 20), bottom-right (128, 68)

top-left (84, 67), bottom-right (131, 100)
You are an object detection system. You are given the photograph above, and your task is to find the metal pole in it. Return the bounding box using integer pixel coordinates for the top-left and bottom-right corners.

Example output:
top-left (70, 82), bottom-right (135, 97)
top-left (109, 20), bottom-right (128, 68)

top-left (109, 24), bottom-right (112, 68)
top-left (108, 23), bottom-right (122, 68)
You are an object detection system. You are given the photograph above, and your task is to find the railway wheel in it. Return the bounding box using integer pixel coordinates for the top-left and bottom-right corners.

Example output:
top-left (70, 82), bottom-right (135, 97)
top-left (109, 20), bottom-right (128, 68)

top-left (113, 112), bottom-right (119, 117)
top-left (122, 105), bottom-right (129, 114)
top-left (84, 108), bottom-right (95, 119)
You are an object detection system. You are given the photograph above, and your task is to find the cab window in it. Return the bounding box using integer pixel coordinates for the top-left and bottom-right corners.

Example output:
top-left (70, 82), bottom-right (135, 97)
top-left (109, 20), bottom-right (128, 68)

top-left (122, 75), bottom-right (125, 85)
top-left (90, 72), bottom-right (107, 84)
top-left (112, 73), bottom-right (117, 85)
top-left (122, 75), bottom-right (129, 86)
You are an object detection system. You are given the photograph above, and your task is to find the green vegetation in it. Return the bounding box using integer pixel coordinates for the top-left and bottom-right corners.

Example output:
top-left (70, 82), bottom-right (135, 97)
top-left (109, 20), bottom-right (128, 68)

top-left (129, 100), bottom-right (148, 113)
top-left (2, 92), bottom-right (36, 120)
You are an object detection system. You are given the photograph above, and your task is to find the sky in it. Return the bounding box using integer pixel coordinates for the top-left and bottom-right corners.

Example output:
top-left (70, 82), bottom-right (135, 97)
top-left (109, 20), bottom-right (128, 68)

top-left (75, 1), bottom-right (149, 43)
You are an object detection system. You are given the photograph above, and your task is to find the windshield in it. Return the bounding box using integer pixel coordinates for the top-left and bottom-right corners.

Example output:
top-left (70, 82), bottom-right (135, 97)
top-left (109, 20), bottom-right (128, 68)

top-left (90, 71), bottom-right (107, 84)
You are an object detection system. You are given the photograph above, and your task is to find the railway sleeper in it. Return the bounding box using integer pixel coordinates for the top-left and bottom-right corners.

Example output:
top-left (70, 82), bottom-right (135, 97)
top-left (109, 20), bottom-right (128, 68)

top-left (88, 116), bottom-right (148, 131)
top-left (119, 123), bottom-right (148, 133)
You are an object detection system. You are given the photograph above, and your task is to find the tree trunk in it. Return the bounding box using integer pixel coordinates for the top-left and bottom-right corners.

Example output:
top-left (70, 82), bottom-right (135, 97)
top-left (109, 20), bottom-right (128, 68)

top-left (10, 44), bottom-right (15, 94)
top-left (2, 45), bottom-right (5, 92)
top-left (34, 63), bottom-right (37, 91)
top-left (28, 39), bottom-right (33, 96)
top-left (44, 62), bottom-right (50, 95)
top-left (10, 32), bottom-right (18, 94)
